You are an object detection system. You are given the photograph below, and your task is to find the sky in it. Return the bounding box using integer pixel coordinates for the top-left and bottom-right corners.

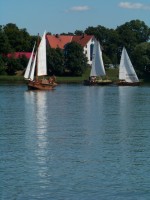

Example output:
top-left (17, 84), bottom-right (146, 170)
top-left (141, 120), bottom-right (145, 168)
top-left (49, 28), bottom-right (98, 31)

top-left (0, 0), bottom-right (150, 36)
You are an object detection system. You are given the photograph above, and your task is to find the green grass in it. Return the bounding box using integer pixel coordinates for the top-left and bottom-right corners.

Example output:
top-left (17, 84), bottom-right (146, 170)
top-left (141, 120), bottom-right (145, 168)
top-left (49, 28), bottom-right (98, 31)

top-left (0, 75), bottom-right (25, 83)
top-left (57, 68), bottom-right (91, 83)
top-left (0, 68), bottom-right (119, 83)
top-left (106, 68), bottom-right (119, 81)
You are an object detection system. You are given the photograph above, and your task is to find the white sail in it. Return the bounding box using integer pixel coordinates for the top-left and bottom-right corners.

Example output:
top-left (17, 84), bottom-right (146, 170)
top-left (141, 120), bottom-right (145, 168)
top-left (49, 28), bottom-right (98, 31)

top-left (30, 53), bottom-right (37, 81)
top-left (37, 31), bottom-right (47, 76)
top-left (90, 39), bottom-right (106, 77)
top-left (24, 43), bottom-right (35, 79)
top-left (119, 47), bottom-right (139, 82)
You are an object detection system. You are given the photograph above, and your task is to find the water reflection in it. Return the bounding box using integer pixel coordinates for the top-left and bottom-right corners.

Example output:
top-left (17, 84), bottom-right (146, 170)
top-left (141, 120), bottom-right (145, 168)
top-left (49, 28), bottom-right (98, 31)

top-left (118, 86), bottom-right (148, 135)
top-left (118, 87), bottom-right (150, 191)
top-left (82, 87), bottom-right (105, 131)
top-left (1, 84), bottom-right (150, 199)
top-left (35, 91), bottom-right (48, 134)
top-left (118, 87), bottom-right (139, 133)
top-left (24, 91), bottom-right (49, 186)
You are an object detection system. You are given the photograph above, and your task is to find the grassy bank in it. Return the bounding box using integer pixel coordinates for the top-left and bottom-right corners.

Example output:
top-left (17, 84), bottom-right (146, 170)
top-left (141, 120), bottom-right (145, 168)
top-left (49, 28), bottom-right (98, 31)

top-left (0, 75), bottom-right (25, 83)
top-left (0, 68), bottom-right (119, 83)
top-left (106, 68), bottom-right (119, 81)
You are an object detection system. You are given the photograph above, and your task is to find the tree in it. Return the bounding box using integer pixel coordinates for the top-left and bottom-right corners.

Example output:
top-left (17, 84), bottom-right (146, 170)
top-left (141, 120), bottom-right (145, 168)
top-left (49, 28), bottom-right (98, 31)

top-left (116, 20), bottom-right (150, 52)
top-left (74, 30), bottom-right (84, 35)
top-left (5, 57), bottom-right (22, 75)
top-left (47, 47), bottom-right (65, 76)
top-left (85, 26), bottom-right (120, 65)
top-left (0, 27), bottom-right (11, 54)
top-left (19, 55), bottom-right (28, 70)
top-left (133, 42), bottom-right (150, 78)
top-left (65, 42), bottom-right (88, 76)
top-left (3, 23), bottom-right (32, 52)
top-left (0, 55), bottom-right (7, 75)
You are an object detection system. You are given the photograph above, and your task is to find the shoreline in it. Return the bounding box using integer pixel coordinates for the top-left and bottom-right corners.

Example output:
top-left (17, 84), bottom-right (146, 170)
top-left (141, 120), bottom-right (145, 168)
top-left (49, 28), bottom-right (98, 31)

top-left (0, 69), bottom-right (148, 84)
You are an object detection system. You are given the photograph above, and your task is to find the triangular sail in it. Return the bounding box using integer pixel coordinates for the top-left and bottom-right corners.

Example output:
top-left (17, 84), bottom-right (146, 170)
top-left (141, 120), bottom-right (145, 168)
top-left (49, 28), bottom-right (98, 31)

top-left (119, 47), bottom-right (139, 82)
top-left (90, 39), bottom-right (106, 77)
top-left (30, 53), bottom-right (37, 81)
top-left (24, 43), bottom-right (36, 79)
top-left (37, 31), bottom-right (47, 76)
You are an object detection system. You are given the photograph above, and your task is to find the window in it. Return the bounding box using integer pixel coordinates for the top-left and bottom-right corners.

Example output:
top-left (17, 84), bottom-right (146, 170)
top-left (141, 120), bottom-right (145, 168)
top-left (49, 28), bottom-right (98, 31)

top-left (90, 44), bottom-right (94, 61)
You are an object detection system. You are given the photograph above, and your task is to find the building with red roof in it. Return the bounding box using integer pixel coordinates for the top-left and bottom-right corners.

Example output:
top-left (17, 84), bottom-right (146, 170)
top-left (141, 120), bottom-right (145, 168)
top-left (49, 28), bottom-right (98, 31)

top-left (46, 34), bottom-right (73, 49)
top-left (46, 34), bottom-right (95, 64)
top-left (6, 34), bottom-right (95, 65)
top-left (7, 52), bottom-right (33, 59)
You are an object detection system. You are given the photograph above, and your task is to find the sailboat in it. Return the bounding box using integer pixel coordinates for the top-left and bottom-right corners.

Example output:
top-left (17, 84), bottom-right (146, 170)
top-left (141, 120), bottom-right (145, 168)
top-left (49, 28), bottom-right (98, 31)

top-left (117, 47), bottom-right (140, 86)
top-left (24, 31), bottom-right (57, 90)
top-left (84, 39), bottom-right (112, 86)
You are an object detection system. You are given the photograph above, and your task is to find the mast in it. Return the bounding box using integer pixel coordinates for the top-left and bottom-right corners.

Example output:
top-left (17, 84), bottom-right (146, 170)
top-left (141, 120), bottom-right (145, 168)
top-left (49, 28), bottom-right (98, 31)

top-left (35, 33), bottom-right (40, 81)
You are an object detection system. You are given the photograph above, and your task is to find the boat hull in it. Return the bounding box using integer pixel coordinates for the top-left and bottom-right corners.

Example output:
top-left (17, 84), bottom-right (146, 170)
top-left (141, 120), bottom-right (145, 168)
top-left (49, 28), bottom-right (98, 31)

top-left (84, 80), bottom-right (113, 86)
top-left (27, 80), bottom-right (55, 90)
top-left (117, 81), bottom-right (140, 86)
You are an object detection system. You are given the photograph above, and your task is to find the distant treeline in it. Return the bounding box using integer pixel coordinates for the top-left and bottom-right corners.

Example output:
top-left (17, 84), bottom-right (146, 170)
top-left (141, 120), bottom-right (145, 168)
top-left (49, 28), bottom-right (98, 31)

top-left (0, 20), bottom-right (150, 79)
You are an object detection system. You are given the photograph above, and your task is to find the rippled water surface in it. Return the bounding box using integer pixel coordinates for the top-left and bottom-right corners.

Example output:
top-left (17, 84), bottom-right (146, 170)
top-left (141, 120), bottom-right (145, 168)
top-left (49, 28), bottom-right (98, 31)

top-left (0, 84), bottom-right (150, 200)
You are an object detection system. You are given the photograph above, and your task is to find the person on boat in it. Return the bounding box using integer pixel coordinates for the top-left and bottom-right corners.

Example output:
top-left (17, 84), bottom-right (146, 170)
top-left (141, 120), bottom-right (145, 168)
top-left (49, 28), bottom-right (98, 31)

top-left (90, 76), bottom-right (96, 82)
top-left (49, 75), bottom-right (57, 86)
top-left (94, 76), bottom-right (97, 82)
top-left (49, 77), bottom-right (53, 84)
top-left (52, 75), bottom-right (56, 83)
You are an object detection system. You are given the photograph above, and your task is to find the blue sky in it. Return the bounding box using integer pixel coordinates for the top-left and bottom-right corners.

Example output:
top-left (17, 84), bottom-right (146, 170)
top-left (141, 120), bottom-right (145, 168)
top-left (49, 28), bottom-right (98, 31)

top-left (1, 0), bottom-right (150, 36)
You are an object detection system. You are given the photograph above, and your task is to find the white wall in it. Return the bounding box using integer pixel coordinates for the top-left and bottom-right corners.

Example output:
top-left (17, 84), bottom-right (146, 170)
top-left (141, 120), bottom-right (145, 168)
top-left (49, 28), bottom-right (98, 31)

top-left (83, 37), bottom-right (95, 65)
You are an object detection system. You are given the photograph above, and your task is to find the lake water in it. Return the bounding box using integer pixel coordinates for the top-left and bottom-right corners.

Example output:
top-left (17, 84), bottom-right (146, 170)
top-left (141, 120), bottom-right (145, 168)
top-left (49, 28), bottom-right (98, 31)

top-left (0, 84), bottom-right (150, 200)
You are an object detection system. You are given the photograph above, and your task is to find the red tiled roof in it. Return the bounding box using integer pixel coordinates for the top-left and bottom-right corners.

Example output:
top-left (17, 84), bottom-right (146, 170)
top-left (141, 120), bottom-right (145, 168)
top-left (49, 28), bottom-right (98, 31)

top-left (7, 52), bottom-right (32, 59)
top-left (72, 35), bottom-right (94, 47)
top-left (46, 35), bottom-right (73, 49)
top-left (46, 34), bottom-right (94, 49)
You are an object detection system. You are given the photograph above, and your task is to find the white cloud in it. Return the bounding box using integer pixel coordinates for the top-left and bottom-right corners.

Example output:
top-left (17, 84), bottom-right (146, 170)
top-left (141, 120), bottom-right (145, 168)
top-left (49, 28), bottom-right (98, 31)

top-left (67, 5), bottom-right (91, 12)
top-left (119, 2), bottom-right (150, 10)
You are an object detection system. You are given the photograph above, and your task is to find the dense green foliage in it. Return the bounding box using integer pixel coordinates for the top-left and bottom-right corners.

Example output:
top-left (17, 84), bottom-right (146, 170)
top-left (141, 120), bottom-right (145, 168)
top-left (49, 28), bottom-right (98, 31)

top-left (47, 47), bottom-right (65, 76)
top-left (65, 42), bottom-right (88, 76)
top-left (0, 20), bottom-right (150, 80)
top-left (84, 20), bottom-right (150, 79)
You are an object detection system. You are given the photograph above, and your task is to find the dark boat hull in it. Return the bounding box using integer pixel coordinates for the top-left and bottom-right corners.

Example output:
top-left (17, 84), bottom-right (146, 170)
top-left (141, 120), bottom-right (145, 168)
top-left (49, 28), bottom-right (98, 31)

top-left (117, 81), bottom-right (140, 86)
top-left (84, 80), bottom-right (113, 86)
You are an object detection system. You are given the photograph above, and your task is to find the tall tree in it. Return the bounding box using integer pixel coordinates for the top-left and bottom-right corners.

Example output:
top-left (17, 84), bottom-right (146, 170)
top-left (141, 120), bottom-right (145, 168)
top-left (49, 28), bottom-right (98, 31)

top-left (0, 26), bottom-right (11, 54)
top-left (3, 23), bottom-right (32, 52)
top-left (65, 42), bottom-right (88, 76)
top-left (0, 55), bottom-right (7, 75)
top-left (47, 47), bottom-right (65, 75)
top-left (133, 42), bottom-right (150, 78)
top-left (116, 20), bottom-right (150, 52)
